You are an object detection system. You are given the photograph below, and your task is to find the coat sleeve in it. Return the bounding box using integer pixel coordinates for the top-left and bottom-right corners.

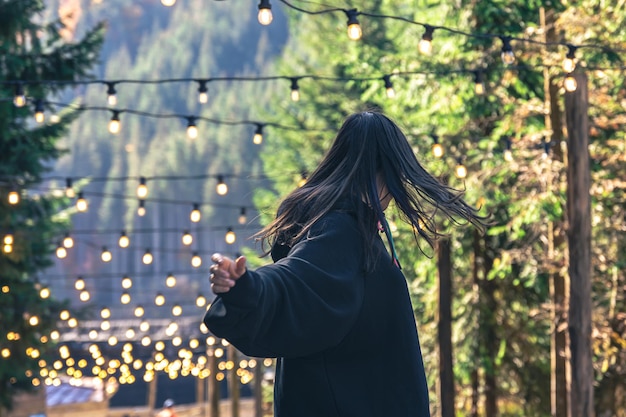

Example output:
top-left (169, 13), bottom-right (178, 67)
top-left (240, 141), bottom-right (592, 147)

top-left (203, 211), bottom-right (364, 358)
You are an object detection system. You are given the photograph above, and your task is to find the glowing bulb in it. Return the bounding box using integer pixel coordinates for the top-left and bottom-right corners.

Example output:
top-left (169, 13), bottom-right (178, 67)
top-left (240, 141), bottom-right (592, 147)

top-left (161, 0), bottom-right (176, 6)
top-left (13, 84), bottom-right (26, 107)
top-left (290, 78), bottom-right (300, 102)
top-left (197, 81), bottom-right (208, 104)
top-left (166, 273), bottom-right (177, 288)
top-left (63, 233), bottom-right (74, 248)
top-left (253, 124), bottom-right (263, 145)
top-left (190, 204), bottom-right (201, 222)
top-left (216, 176), bottom-right (228, 195)
top-left (100, 308), bottom-right (111, 319)
top-left (238, 207), bottom-right (247, 225)
top-left (564, 73), bottom-right (577, 92)
top-left (121, 276), bottom-right (132, 289)
top-left (8, 190), bottom-right (19, 205)
top-left (74, 277), bottom-right (85, 291)
top-left (196, 294), bottom-right (207, 308)
top-left (68, 318), bottom-right (78, 328)
top-left (172, 304), bottom-right (182, 316)
top-left (500, 36), bottom-right (515, 65)
top-left (419, 26), bottom-right (434, 55)
top-left (101, 247), bottom-right (112, 263)
top-left (141, 336), bottom-right (151, 346)
top-left (225, 228), bottom-right (236, 244)
top-left (432, 142), bottom-right (444, 159)
top-left (108, 111), bottom-right (121, 134)
top-left (563, 45), bottom-right (577, 73)
top-left (65, 178), bottom-right (75, 198)
top-left (257, 0), bottom-right (272, 25)
top-left (134, 305), bottom-right (144, 317)
top-left (181, 231), bottom-right (193, 246)
top-left (120, 291), bottom-right (131, 304)
top-left (191, 253), bottom-right (202, 268)
top-left (137, 199), bottom-right (146, 216)
top-left (29, 316), bottom-right (39, 326)
top-left (60, 310), bottom-right (70, 320)
top-left (155, 292), bottom-right (165, 306)
top-left (474, 71), bottom-right (485, 95)
top-left (39, 287), bottom-right (50, 299)
top-left (106, 83), bottom-right (117, 106)
top-left (76, 192), bottom-right (88, 212)
top-left (136, 177), bottom-right (148, 198)
top-left (34, 99), bottom-right (45, 123)
top-left (346, 9), bottom-right (362, 40)
top-left (79, 290), bottom-right (90, 302)
top-left (3, 244), bottom-right (12, 254)
top-left (455, 160), bottom-right (468, 179)
top-left (142, 249), bottom-right (153, 265)
top-left (118, 231), bottom-right (130, 248)
top-left (56, 244), bottom-right (67, 259)
top-left (140, 321), bottom-right (150, 332)
top-left (4, 234), bottom-right (13, 245)
top-left (383, 75), bottom-right (395, 99)
top-left (504, 149), bottom-right (513, 162)
top-left (186, 117), bottom-right (198, 139)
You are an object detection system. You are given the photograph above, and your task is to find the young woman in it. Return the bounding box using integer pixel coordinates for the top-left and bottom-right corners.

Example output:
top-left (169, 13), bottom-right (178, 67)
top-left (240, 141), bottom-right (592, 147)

top-left (204, 111), bottom-right (484, 417)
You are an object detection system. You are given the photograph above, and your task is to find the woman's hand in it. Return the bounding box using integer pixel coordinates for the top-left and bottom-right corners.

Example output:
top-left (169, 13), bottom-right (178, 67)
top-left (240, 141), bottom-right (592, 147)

top-left (209, 253), bottom-right (247, 294)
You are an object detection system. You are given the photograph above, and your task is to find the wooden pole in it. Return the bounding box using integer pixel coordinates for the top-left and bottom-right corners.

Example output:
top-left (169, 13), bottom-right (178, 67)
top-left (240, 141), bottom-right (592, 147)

top-left (147, 369), bottom-right (158, 412)
top-left (209, 349), bottom-right (220, 417)
top-left (437, 237), bottom-right (456, 417)
top-left (564, 72), bottom-right (594, 417)
top-left (229, 345), bottom-right (240, 417)
top-left (254, 359), bottom-right (263, 417)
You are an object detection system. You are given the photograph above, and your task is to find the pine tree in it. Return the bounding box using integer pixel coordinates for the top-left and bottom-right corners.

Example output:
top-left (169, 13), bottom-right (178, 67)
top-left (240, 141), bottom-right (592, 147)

top-left (0, 0), bottom-right (103, 410)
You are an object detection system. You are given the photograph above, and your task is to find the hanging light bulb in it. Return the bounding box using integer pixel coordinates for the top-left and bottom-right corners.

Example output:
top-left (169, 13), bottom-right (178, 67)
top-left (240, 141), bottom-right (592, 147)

top-left (345, 9), bottom-right (362, 40)
top-left (137, 199), bottom-right (146, 216)
top-left (65, 178), bottom-right (75, 198)
top-left (190, 203), bottom-right (201, 222)
top-left (120, 291), bottom-right (131, 305)
top-left (225, 228), bottom-right (236, 244)
top-left (500, 36), bottom-right (515, 65)
top-left (134, 305), bottom-right (145, 318)
top-left (39, 287), bottom-right (50, 299)
top-left (253, 124), bottom-right (264, 145)
top-left (154, 292), bottom-right (165, 306)
top-left (59, 310), bottom-right (70, 320)
top-left (503, 137), bottom-right (514, 162)
top-left (118, 231), bottom-right (130, 248)
top-left (216, 176), bottom-right (228, 195)
top-left (257, 0), bottom-right (273, 25)
top-left (100, 307), bottom-right (111, 319)
top-left (290, 78), bottom-right (300, 102)
top-left (197, 80), bottom-right (209, 104)
top-left (431, 134), bottom-right (444, 158)
top-left (101, 247), bottom-right (112, 263)
top-left (564, 73), bottom-right (577, 92)
top-left (13, 84), bottom-right (26, 107)
top-left (74, 277), bottom-right (85, 291)
top-left (298, 171), bottom-right (308, 187)
top-left (3, 242), bottom-right (11, 254)
top-left (8, 187), bottom-right (19, 205)
top-left (140, 321), bottom-right (150, 332)
top-left (454, 158), bottom-right (468, 179)
top-left (108, 111), bottom-right (121, 134)
top-left (186, 117), bottom-right (198, 139)
top-left (56, 243), bottom-right (67, 259)
top-left (238, 207), bottom-right (247, 225)
top-left (473, 70), bottom-right (485, 95)
top-left (3, 233), bottom-right (13, 246)
top-left (191, 252), bottom-right (202, 268)
top-left (161, 0), bottom-right (176, 6)
top-left (196, 293), bottom-right (207, 308)
top-left (172, 304), bottom-right (182, 317)
top-left (34, 99), bottom-right (45, 123)
top-left (181, 230), bottom-right (193, 246)
top-left (106, 83), bottom-right (117, 106)
top-left (62, 233), bottom-right (74, 248)
top-left (142, 249), bottom-right (153, 265)
top-left (76, 192), bottom-right (88, 212)
top-left (542, 139), bottom-right (552, 159)
top-left (121, 276), bottom-right (132, 289)
top-left (166, 273), bottom-right (177, 288)
top-left (419, 25), bottom-right (434, 55)
top-left (563, 44), bottom-right (577, 73)
top-left (136, 177), bottom-right (148, 199)
top-left (79, 290), bottom-right (90, 302)
top-left (383, 75), bottom-right (395, 99)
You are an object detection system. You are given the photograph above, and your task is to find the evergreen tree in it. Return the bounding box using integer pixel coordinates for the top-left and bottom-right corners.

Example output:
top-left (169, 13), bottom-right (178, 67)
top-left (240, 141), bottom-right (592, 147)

top-left (0, 0), bottom-right (103, 410)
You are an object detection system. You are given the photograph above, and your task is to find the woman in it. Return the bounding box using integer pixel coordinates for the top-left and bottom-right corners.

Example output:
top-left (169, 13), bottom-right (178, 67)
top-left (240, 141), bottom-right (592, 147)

top-left (204, 111), bottom-right (484, 417)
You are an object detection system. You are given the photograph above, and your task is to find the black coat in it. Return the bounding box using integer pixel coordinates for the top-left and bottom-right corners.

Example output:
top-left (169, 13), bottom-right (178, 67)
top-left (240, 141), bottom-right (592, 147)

top-left (204, 208), bottom-right (431, 417)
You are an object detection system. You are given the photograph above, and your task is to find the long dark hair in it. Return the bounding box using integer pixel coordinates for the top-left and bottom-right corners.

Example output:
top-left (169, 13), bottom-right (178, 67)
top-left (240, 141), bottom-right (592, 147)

top-left (257, 111), bottom-right (485, 269)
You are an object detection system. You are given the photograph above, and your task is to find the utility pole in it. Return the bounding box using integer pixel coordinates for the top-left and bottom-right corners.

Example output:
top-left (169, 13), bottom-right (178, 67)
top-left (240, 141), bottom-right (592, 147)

top-left (437, 237), bottom-right (456, 417)
top-left (564, 72), bottom-right (593, 417)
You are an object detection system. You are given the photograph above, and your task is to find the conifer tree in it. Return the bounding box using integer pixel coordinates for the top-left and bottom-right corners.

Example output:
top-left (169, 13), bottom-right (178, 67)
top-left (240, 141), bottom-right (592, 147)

top-left (0, 0), bottom-right (103, 410)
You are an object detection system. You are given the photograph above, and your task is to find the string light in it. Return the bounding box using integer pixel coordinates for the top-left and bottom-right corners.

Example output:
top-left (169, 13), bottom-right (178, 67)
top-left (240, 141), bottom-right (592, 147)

top-left (225, 228), bottom-right (236, 244)
top-left (197, 80), bottom-right (209, 104)
top-left (134, 305), bottom-right (145, 318)
top-left (563, 44), bottom-right (577, 73)
top-left (454, 158), bottom-right (468, 179)
top-left (118, 231), bottom-right (130, 248)
top-left (216, 176), bottom-right (228, 195)
top-left (120, 292), bottom-right (131, 305)
top-left (56, 243), bottom-right (67, 259)
top-left (181, 230), bottom-right (193, 246)
top-left (140, 321), bottom-right (150, 332)
top-left (473, 70), bottom-right (485, 95)
top-left (298, 171), bottom-right (307, 187)
top-left (383, 75), bottom-right (395, 99)
top-left (137, 199), bottom-right (146, 216)
top-left (121, 276), bottom-right (132, 289)
top-left (79, 290), bottom-right (90, 302)
top-left (196, 293), bottom-right (207, 308)
top-left (13, 84), bottom-right (26, 107)
top-left (564, 73), bottom-right (577, 92)
top-left (63, 233), bottom-right (74, 248)
top-left (290, 78), bottom-right (300, 102)
top-left (8, 187), bottom-right (19, 205)
top-left (161, 0), bottom-right (176, 6)
top-left (39, 287), bottom-right (50, 299)
top-left (166, 273), bottom-right (177, 288)
top-left (238, 207), bottom-right (247, 225)
top-left (65, 178), bottom-right (75, 198)
top-left (503, 137), bottom-right (514, 162)
top-left (345, 9), bottom-right (362, 41)
top-left (142, 249), bottom-right (153, 265)
top-left (3, 233), bottom-right (13, 245)
top-left (172, 304), bottom-right (182, 317)
top-left (100, 307), bottom-right (111, 319)
top-left (191, 252), bottom-right (202, 268)
top-left (101, 247), bottom-right (112, 263)
top-left (186, 117), bottom-right (198, 139)
top-left (257, 0), bottom-right (273, 25)
top-left (108, 111), bottom-right (121, 134)
top-left (136, 177), bottom-right (148, 199)
top-left (76, 192), bottom-right (88, 212)
top-left (34, 99), bottom-right (45, 123)
top-left (155, 292), bottom-right (165, 306)
top-left (431, 134), bottom-right (444, 158)
top-left (106, 83), bottom-right (117, 106)
top-left (253, 124), bottom-right (264, 145)
top-left (419, 25), bottom-right (434, 55)
top-left (500, 36), bottom-right (515, 65)
top-left (74, 277), bottom-right (86, 291)
top-left (190, 203), bottom-right (201, 222)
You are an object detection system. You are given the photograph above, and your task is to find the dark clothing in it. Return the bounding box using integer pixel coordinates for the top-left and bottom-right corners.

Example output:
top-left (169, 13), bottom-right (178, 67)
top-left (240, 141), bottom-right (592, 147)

top-left (203, 208), bottom-right (430, 417)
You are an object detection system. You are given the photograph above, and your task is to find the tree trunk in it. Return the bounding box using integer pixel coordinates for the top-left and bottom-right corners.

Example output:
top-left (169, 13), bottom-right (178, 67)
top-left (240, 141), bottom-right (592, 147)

top-left (438, 238), bottom-right (456, 417)
top-left (565, 72), bottom-right (593, 417)
top-left (482, 239), bottom-right (498, 417)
